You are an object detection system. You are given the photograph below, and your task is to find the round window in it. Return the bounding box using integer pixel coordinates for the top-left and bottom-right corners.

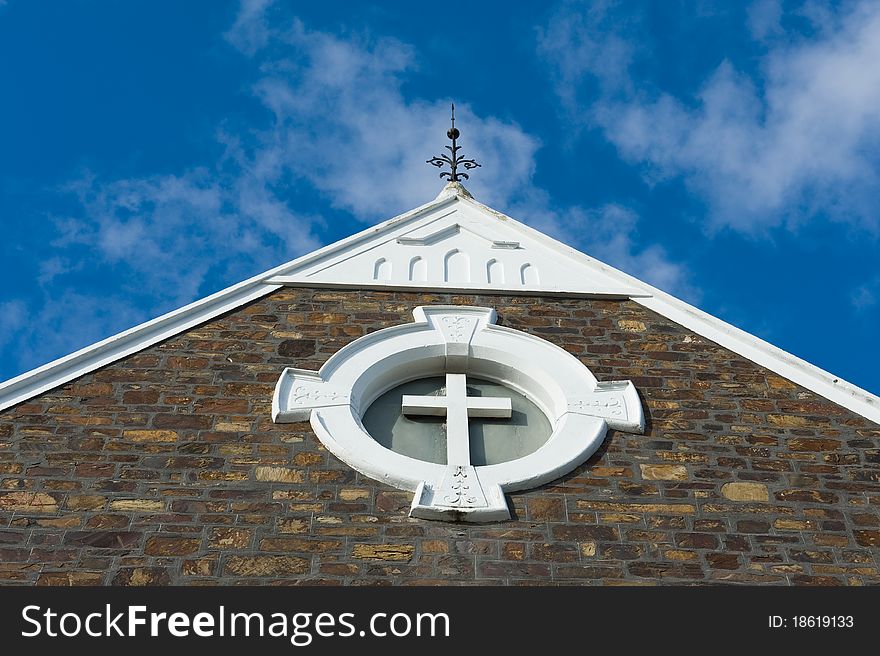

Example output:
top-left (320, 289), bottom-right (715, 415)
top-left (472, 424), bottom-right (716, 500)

top-left (361, 376), bottom-right (552, 466)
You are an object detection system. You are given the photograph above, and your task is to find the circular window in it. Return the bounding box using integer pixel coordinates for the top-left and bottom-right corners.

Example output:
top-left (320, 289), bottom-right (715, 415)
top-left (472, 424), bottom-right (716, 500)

top-left (272, 305), bottom-right (644, 522)
top-left (362, 376), bottom-right (552, 466)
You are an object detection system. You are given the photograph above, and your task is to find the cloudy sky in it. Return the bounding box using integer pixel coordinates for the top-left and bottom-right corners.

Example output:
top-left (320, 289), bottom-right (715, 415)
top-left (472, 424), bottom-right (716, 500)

top-left (1, 0), bottom-right (878, 393)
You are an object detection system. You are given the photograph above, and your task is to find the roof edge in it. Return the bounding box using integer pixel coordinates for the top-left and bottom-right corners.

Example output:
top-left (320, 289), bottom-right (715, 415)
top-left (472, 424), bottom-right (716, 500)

top-left (0, 191), bottom-right (460, 412)
top-left (2, 185), bottom-right (878, 425)
top-left (452, 194), bottom-right (880, 425)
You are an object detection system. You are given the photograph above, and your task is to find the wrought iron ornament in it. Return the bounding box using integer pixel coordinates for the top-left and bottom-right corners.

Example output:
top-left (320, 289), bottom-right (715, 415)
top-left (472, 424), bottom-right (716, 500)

top-left (426, 103), bottom-right (481, 182)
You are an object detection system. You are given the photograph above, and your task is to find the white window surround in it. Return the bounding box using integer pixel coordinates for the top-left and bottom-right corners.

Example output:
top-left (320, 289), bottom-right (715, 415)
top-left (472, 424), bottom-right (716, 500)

top-left (272, 305), bottom-right (645, 522)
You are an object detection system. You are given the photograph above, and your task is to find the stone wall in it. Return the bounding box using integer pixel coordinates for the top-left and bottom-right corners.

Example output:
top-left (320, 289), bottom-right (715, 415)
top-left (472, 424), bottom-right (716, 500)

top-left (1, 288), bottom-right (878, 585)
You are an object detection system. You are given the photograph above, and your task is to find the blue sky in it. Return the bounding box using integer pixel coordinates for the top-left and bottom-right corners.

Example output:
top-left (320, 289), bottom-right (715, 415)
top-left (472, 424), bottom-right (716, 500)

top-left (1, 0), bottom-right (878, 394)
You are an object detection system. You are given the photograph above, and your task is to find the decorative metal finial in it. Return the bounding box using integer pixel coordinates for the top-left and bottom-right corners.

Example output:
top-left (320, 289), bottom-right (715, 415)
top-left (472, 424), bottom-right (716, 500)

top-left (426, 103), bottom-right (481, 182)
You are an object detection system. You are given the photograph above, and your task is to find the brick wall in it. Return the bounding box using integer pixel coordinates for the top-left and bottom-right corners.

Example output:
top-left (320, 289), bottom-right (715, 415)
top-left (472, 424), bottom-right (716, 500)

top-left (1, 288), bottom-right (878, 585)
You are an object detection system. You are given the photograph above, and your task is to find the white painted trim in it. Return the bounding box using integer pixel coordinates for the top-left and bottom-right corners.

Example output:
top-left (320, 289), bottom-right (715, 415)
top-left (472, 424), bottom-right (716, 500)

top-left (0, 191), bottom-right (463, 412)
top-left (272, 305), bottom-right (644, 522)
top-left (0, 283), bottom-right (279, 411)
top-left (448, 193), bottom-right (880, 426)
top-left (264, 278), bottom-right (648, 299)
top-left (2, 182), bottom-right (878, 426)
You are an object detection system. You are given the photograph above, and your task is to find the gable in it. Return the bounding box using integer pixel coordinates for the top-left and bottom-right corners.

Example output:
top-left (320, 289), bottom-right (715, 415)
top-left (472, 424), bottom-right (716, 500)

top-left (267, 189), bottom-right (644, 296)
top-left (0, 182), bottom-right (878, 425)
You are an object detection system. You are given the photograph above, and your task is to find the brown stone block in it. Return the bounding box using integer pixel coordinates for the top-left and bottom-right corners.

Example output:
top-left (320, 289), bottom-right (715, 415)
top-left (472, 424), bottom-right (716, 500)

top-left (530, 543), bottom-right (580, 562)
top-left (663, 549), bottom-right (698, 561)
top-left (198, 471), bottom-right (249, 481)
top-left (0, 492), bottom-right (58, 513)
top-left (209, 528), bottom-right (252, 549)
top-left (278, 339), bottom-right (317, 358)
top-left (86, 514), bottom-right (130, 529)
top-left (255, 466), bottom-right (304, 483)
top-left (109, 499), bottom-right (165, 512)
top-left (166, 356), bottom-right (209, 369)
top-left (112, 567), bottom-right (171, 586)
top-left (774, 519), bottom-right (818, 531)
top-left (145, 537), bottom-right (201, 556)
top-left (319, 563), bottom-right (360, 576)
top-left (736, 520), bottom-right (769, 534)
top-left (640, 464), bottom-right (688, 481)
top-left (123, 429), bottom-right (178, 442)
top-left (63, 531), bottom-right (141, 548)
top-left (775, 489), bottom-right (838, 504)
top-left (195, 399), bottom-right (250, 414)
top-left (674, 533), bottom-right (719, 549)
top-left (706, 553), bottom-right (740, 569)
top-left (478, 562), bottom-right (551, 578)
top-left (787, 438), bottom-right (842, 452)
top-left (339, 488), bottom-right (369, 501)
top-left (617, 319), bottom-right (646, 332)
top-left (376, 492), bottom-right (411, 512)
top-left (575, 501), bottom-right (696, 514)
top-left (182, 558), bottom-right (217, 577)
top-left (36, 571), bottom-right (103, 586)
top-left (854, 530), bottom-right (880, 547)
top-left (590, 466), bottom-right (631, 477)
top-left (215, 421), bottom-right (252, 433)
top-left (351, 544), bottom-right (414, 561)
top-left (527, 497), bottom-right (565, 521)
top-left (260, 538), bottom-right (342, 552)
top-left (790, 550), bottom-right (834, 563)
top-left (600, 513), bottom-right (642, 523)
top-left (224, 555), bottom-right (310, 576)
top-left (277, 518), bottom-right (310, 534)
top-left (293, 452), bottom-right (325, 466)
top-left (36, 516), bottom-right (81, 528)
top-left (551, 525), bottom-right (618, 541)
top-left (65, 495), bottom-right (106, 511)
top-left (628, 561), bottom-right (704, 579)
top-left (767, 414), bottom-right (810, 428)
top-left (601, 543), bottom-right (642, 560)
top-left (720, 482), bottom-right (769, 502)
top-left (152, 415), bottom-right (212, 430)
top-left (122, 390), bottom-right (160, 405)
top-left (72, 382), bottom-right (113, 397)
top-left (850, 513), bottom-right (880, 527)
top-left (317, 526), bottom-right (380, 537)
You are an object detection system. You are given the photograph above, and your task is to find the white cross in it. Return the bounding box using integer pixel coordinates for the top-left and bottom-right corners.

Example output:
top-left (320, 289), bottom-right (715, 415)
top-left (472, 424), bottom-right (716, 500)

top-left (401, 373), bottom-right (512, 466)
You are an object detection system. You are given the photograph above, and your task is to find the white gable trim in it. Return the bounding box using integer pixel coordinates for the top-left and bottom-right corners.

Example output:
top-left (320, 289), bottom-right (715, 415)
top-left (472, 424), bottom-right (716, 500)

top-left (453, 193), bottom-right (880, 426)
top-left (1, 184), bottom-right (878, 426)
top-left (0, 192), bottom-right (458, 412)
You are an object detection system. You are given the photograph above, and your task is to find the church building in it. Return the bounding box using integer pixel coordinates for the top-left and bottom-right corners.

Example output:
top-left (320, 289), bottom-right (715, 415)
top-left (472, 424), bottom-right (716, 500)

top-left (1, 121), bottom-right (879, 586)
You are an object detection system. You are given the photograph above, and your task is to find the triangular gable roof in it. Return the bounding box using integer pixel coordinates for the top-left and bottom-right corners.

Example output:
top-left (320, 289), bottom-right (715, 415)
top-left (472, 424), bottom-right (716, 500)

top-left (1, 183), bottom-right (878, 425)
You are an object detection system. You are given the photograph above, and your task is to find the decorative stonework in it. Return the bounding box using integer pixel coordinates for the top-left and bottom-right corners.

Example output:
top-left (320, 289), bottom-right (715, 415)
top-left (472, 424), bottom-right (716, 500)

top-left (273, 305), bottom-right (646, 522)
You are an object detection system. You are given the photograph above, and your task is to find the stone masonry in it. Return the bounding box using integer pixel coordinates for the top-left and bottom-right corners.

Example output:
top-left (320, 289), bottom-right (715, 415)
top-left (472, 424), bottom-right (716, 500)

top-left (1, 288), bottom-right (878, 585)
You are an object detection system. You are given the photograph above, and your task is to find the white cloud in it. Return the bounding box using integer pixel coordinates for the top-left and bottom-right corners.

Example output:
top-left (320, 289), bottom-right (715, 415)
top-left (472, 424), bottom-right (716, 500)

top-left (512, 195), bottom-right (696, 299)
top-left (747, 0), bottom-right (784, 41)
top-left (10, 293), bottom-right (148, 375)
top-left (0, 300), bottom-right (26, 349)
top-left (540, 0), bottom-right (880, 234)
top-left (55, 166), bottom-right (321, 306)
top-left (223, 9), bottom-right (693, 296)
top-left (227, 17), bottom-right (540, 219)
top-left (4, 4), bottom-right (696, 380)
top-left (224, 0), bottom-right (275, 55)
top-left (851, 280), bottom-right (878, 310)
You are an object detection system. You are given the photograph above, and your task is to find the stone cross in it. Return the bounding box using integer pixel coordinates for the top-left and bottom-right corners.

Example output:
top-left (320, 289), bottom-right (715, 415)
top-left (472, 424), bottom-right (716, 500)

top-left (401, 373), bottom-right (512, 466)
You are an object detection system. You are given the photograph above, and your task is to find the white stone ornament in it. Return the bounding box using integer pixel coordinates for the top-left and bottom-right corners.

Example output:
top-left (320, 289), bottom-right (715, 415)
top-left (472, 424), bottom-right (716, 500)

top-left (272, 306), bottom-right (645, 522)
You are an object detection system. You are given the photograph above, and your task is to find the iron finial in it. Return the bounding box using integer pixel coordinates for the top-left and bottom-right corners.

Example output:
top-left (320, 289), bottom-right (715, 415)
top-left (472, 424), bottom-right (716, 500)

top-left (426, 103), bottom-right (481, 182)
